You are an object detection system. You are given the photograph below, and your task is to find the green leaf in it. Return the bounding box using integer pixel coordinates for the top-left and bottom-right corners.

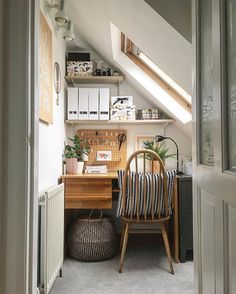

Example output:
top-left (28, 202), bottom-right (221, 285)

top-left (143, 140), bottom-right (176, 160)
top-left (64, 134), bottom-right (91, 161)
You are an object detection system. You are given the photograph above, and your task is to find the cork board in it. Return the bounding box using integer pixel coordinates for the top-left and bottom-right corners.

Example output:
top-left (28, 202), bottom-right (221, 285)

top-left (77, 129), bottom-right (127, 172)
top-left (39, 12), bottom-right (53, 124)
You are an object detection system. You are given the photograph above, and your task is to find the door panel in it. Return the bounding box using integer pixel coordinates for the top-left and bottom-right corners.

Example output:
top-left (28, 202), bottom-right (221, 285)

top-left (225, 0), bottom-right (236, 171)
top-left (193, 0), bottom-right (236, 293)
top-left (199, 0), bottom-right (214, 166)
top-left (199, 189), bottom-right (224, 294)
top-left (200, 191), bottom-right (216, 294)
top-left (227, 205), bottom-right (236, 294)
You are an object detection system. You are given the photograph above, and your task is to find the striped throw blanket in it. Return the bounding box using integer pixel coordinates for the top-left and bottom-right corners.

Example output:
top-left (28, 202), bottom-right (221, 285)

top-left (116, 170), bottom-right (177, 217)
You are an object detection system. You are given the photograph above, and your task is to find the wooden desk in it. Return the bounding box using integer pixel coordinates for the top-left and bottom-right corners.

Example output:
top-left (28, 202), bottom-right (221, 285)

top-left (61, 172), bottom-right (182, 263)
top-left (61, 173), bottom-right (118, 209)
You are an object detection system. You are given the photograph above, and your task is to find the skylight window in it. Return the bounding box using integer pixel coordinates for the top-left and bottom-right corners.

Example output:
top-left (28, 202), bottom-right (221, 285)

top-left (120, 32), bottom-right (192, 123)
top-left (109, 23), bottom-right (192, 123)
top-left (138, 51), bottom-right (192, 104)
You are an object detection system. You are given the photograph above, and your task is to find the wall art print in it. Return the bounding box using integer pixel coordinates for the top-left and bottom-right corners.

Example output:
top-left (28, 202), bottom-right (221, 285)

top-left (39, 12), bottom-right (53, 124)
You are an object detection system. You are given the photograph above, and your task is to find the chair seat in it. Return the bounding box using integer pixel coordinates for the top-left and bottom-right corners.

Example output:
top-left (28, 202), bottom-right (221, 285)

top-left (120, 215), bottom-right (170, 224)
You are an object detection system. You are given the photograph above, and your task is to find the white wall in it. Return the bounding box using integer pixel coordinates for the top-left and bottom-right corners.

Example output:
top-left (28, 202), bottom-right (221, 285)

top-left (67, 0), bottom-right (192, 94)
top-left (65, 46), bottom-right (192, 169)
top-left (38, 5), bottom-right (66, 191)
top-left (66, 0), bottom-right (193, 136)
top-left (66, 123), bottom-right (191, 172)
top-left (67, 43), bottom-right (158, 110)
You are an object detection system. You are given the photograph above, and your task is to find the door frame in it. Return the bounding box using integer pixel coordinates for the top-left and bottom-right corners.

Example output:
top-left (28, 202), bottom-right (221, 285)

top-left (0, 0), bottom-right (39, 293)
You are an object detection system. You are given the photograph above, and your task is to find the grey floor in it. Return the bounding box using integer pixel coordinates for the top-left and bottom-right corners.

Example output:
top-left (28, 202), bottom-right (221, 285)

top-left (50, 238), bottom-right (193, 294)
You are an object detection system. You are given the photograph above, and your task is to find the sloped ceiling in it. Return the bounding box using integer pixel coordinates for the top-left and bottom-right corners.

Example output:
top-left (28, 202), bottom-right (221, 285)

top-left (144, 0), bottom-right (192, 42)
top-left (66, 0), bottom-right (192, 134)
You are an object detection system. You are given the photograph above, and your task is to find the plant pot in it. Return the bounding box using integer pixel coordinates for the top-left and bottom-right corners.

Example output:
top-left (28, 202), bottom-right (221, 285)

top-left (77, 161), bottom-right (84, 174)
top-left (153, 160), bottom-right (160, 173)
top-left (82, 154), bottom-right (89, 161)
top-left (65, 158), bottom-right (77, 174)
top-left (147, 160), bottom-right (164, 173)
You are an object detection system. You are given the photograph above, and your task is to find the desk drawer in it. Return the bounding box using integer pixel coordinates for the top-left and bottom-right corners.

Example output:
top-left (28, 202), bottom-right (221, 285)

top-left (64, 178), bottom-right (112, 209)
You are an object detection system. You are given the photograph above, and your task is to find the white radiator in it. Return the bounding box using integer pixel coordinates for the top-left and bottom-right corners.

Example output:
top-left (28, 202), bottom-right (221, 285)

top-left (39, 183), bottom-right (64, 294)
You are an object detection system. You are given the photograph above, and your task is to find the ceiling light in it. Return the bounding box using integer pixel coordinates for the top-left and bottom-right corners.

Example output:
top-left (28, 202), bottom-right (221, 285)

top-left (54, 0), bottom-right (68, 26)
top-left (63, 21), bottom-right (74, 41)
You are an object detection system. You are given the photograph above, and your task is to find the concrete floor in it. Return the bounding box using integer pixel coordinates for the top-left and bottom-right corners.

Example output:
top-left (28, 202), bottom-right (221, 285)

top-left (50, 237), bottom-right (193, 294)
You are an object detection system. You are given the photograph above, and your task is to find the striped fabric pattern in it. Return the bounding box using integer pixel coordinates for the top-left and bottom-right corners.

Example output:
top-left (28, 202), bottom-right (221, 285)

top-left (116, 170), bottom-right (177, 217)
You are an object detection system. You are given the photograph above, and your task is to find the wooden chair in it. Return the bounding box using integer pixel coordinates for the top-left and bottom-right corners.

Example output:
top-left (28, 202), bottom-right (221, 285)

top-left (118, 149), bottom-right (175, 274)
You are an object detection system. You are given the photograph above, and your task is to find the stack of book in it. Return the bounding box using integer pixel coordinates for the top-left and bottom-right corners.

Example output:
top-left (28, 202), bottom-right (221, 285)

top-left (85, 165), bottom-right (108, 174)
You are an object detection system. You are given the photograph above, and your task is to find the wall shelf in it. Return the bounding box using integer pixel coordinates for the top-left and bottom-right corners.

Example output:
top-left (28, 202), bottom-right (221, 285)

top-left (65, 119), bottom-right (174, 125)
top-left (65, 75), bottom-right (124, 86)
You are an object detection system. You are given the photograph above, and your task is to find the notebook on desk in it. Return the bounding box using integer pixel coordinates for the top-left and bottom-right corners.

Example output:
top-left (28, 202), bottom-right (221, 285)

top-left (85, 165), bottom-right (108, 173)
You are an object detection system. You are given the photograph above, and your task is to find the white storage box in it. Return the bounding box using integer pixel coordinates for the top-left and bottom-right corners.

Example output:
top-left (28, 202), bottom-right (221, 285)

top-left (99, 88), bottom-right (110, 120)
top-left (78, 88), bottom-right (89, 120)
top-left (88, 88), bottom-right (99, 120)
top-left (67, 87), bottom-right (79, 120)
top-left (67, 61), bottom-right (93, 77)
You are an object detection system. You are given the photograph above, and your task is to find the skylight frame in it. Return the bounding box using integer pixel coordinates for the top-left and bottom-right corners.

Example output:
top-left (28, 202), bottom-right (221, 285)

top-left (138, 51), bottom-right (192, 104)
top-left (120, 33), bottom-right (192, 117)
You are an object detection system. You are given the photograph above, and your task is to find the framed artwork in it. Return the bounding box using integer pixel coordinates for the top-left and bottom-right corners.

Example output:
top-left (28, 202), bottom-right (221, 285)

top-left (96, 151), bottom-right (112, 161)
top-left (135, 135), bottom-right (156, 150)
top-left (39, 12), bottom-right (53, 124)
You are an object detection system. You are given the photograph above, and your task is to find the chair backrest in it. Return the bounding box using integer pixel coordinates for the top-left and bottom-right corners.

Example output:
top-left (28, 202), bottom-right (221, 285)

top-left (120, 149), bottom-right (169, 221)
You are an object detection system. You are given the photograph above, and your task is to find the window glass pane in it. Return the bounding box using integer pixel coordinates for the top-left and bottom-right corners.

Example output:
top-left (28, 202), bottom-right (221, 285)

top-left (199, 0), bottom-right (214, 166)
top-left (226, 0), bottom-right (236, 171)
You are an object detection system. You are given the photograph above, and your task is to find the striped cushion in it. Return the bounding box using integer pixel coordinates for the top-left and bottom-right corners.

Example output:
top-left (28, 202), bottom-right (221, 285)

top-left (116, 170), bottom-right (177, 217)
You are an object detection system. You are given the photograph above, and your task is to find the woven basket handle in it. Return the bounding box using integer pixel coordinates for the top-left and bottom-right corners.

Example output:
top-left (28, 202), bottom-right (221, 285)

top-left (89, 208), bottom-right (103, 220)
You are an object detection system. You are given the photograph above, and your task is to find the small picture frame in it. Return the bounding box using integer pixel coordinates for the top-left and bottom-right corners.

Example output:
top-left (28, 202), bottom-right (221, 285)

top-left (135, 135), bottom-right (156, 150)
top-left (96, 150), bottom-right (112, 161)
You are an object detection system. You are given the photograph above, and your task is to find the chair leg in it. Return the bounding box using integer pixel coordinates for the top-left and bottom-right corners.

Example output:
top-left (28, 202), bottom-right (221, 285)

top-left (161, 224), bottom-right (174, 274)
top-left (119, 221), bottom-right (126, 253)
top-left (119, 222), bottom-right (130, 273)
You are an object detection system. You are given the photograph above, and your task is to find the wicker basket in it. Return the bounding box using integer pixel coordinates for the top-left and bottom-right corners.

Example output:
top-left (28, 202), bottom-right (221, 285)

top-left (68, 212), bottom-right (117, 262)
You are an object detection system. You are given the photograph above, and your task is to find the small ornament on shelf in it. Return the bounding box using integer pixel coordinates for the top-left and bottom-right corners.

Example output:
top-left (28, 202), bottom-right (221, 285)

top-left (136, 108), bottom-right (165, 120)
top-left (110, 96), bottom-right (136, 121)
top-left (67, 61), bottom-right (93, 77)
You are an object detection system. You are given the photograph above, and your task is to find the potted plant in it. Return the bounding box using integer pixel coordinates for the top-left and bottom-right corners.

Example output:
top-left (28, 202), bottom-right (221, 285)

top-left (64, 135), bottom-right (91, 174)
top-left (73, 135), bottom-right (90, 173)
top-left (143, 140), bottom-right (175, 172)
top-left (64, 144), bottom-right (77, 174)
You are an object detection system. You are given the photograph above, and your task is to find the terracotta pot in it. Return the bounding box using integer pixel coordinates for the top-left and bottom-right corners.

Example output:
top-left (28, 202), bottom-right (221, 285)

top-left (153, 160), bottom-right (160, 173)
top-left (65, 158), bottom-right (77, 174)
top-left (147, 160), bottom-right (165, 173)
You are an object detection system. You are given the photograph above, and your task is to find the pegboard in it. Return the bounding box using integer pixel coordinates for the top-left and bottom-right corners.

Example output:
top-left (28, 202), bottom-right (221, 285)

top-left (77, 129), bottom-right (127, 172)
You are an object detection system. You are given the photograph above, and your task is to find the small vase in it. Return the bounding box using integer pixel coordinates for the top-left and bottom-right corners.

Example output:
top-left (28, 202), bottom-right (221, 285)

top-left (65, 158), bottom-right (77, 174)
top-left (77, 161), bottom-right (84, 174)
top-left (82, 154), bottom-right (89, 162)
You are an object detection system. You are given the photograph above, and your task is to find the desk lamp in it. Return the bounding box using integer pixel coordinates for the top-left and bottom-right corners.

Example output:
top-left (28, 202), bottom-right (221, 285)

top-left (155, 135), bottom-right (183, 175)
